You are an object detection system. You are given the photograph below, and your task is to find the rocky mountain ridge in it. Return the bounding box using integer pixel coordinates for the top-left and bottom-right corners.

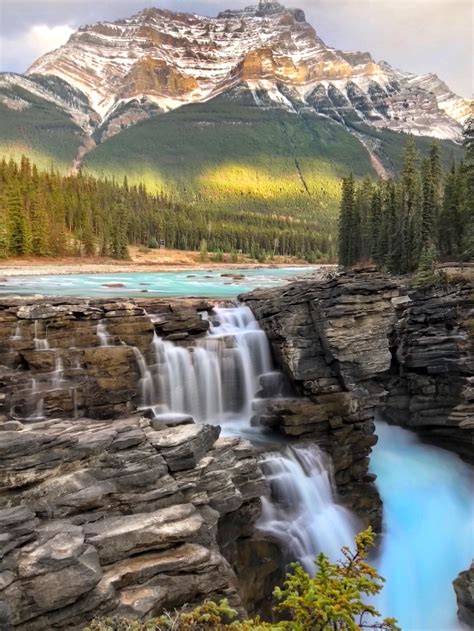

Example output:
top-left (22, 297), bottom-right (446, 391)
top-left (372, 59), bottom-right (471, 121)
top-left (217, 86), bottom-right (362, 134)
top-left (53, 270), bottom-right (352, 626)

top-left (1, 1), bottom-right (471, 146)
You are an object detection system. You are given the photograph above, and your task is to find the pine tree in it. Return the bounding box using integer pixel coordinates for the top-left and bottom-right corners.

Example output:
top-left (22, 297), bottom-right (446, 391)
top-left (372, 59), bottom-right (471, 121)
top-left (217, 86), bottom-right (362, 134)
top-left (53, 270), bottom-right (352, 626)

top-left (413, 243), bottom-right (439, 288)
top-left (30, 193), bottom-right (51, 256)
top-left (338, 174), bottom-right (355, 267)
top-left (7, 184), bottom-right (32, 256)
top-left (429, 141), bottom-right (443, 225)
top-left (0, 201), bottom-right (9, 259)
top-left (384, 180), bottom-right (402, 274)
top-left (369, 187), bottom-right (383, 264)
top-left (400, 138), bottom-right (422, 273)
top-left (421, 158), bottom-right (436, 248)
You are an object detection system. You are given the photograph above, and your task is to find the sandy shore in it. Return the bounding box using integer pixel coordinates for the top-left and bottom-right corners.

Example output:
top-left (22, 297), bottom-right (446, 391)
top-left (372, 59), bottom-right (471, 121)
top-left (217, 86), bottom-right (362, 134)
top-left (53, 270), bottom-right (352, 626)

top-left (0, 248), bottom-right (335, 277)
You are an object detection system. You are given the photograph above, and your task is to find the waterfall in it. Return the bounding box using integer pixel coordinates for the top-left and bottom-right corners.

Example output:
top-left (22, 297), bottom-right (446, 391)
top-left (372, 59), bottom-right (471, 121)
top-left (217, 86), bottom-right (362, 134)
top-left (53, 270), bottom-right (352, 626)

top-left (51, 354), bottom-right (64, 389)
top-left (33, 320), bottom-right (50, 350)
top-left (132, 304), bottom-right (357, 568)
top-left (96, 320), bottom-right (111, 346)
top-left (133, 306), bottom-right (274, 432)
top-left (258, 445), bottom-right (359, 570)
top-left (28, 378), bottom-right (45, 421)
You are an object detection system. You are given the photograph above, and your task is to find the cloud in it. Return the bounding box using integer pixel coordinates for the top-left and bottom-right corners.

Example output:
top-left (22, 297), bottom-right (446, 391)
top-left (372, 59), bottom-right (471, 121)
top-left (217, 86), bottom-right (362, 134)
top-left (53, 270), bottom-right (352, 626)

top-left (1, 23), bottom-right (74, 73)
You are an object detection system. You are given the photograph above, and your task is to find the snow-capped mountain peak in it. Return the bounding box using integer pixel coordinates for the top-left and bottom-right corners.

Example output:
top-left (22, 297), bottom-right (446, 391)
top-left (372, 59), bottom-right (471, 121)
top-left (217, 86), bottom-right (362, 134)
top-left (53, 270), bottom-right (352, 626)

top-left (14, 2), bottom-right (471, 141)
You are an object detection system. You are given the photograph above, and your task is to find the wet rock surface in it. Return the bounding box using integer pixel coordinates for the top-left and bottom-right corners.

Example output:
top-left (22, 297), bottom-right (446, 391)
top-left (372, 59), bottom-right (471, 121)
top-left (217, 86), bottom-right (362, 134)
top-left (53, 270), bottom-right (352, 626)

top-left (0, 416), bottom-right (271, 629)
top-left (383, 283), bottom-right (474, 462)
top-left (243, 272), bottom-right (400, 528)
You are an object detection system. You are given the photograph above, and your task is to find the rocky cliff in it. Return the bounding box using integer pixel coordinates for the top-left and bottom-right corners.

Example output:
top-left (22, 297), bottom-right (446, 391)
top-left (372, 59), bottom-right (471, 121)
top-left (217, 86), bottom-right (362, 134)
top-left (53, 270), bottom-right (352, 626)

top-left (1, 278), bottom-right (472, 628)
top-left (383, 283), bottom-right (474, 462)
top-left (243, 273), bottom-right (401, 529)
top-left (243, 272), bottom-right (473, 464)
top-left (1, 297), bottom-right (214, 421)
top-left (0, 416), bottom-right (277, 629)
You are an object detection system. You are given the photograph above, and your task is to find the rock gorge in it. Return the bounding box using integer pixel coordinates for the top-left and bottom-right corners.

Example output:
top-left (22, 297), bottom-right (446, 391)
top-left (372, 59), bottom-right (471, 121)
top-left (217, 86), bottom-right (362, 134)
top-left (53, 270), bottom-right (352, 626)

top-left (0, 271), bottom-right (472, 628)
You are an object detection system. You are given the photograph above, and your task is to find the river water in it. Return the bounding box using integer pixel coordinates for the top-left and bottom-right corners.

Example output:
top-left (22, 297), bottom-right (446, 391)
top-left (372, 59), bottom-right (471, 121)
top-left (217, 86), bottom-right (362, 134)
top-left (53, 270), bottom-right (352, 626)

top-left (371, 422), bottom-right (474, 630)
top-left (0, 267), bottom-right (318, 298)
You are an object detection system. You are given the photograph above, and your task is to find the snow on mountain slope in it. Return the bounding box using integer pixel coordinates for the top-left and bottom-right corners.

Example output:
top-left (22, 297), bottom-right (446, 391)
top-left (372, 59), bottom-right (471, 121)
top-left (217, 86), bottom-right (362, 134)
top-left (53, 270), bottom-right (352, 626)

top-left (15, 1), bottom-right (473, 142)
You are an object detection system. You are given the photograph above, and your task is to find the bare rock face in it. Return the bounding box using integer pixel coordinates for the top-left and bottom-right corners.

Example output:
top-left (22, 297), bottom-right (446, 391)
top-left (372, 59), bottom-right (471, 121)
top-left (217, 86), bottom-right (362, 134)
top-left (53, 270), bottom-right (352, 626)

top-left (243, 272), bottom-right (474, 517)
top-left (454, 563), bottom-right (474, 627)
top-left (0, 416), bottom-right (271, 629)
top-left (0, 297), bottom-right (213, 422)
top-left (383, 283), bottom-right (474, 462)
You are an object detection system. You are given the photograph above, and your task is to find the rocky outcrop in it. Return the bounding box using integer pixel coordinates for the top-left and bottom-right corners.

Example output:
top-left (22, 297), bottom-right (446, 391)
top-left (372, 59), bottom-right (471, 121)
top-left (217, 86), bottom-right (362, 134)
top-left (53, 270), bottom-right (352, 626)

top-left (0, 416), bottom-right (273, 629)
top-left (243, 272), bottom-right (401, 528)
top-left (0, 297), bottom-right (213, 422)
top-left (454, 563), bottom-right (474, 627)
top-left (243, 272), bottom-right (474, 517)
top-left (383, 283), bottom-right (474, 462)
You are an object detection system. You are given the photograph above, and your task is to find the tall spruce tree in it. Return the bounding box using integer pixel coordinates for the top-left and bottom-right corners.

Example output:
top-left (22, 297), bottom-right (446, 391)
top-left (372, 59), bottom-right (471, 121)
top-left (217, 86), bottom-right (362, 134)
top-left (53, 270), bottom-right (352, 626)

top-left (421, 158), bottom-right (436, 248)
top-left (338, 174), bottom-right (355, 267)
top-left (7, 184), bottom-right (32, 256)
top-left (369, 187), bottom-right (383, 265)
top-left (400, 138), bottom-right (422, 273)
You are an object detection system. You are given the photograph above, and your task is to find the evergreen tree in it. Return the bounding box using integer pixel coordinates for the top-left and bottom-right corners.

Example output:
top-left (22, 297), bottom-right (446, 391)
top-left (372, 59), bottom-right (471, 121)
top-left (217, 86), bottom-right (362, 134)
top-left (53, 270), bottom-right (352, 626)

top-left (30, 192), bottom-right (51, 256)
top-left (7, 184), bottom-right (32, 256)
top-left (413, 243), bottom-right (439, 288)
top-left (400, 138), bottom-right (422, 273)
top-left (421, 158), bottom-right (436, 248)
top-left (338, 174), bottom-right (355, 267)
top-left (369, 187), bottom-right (383, 264)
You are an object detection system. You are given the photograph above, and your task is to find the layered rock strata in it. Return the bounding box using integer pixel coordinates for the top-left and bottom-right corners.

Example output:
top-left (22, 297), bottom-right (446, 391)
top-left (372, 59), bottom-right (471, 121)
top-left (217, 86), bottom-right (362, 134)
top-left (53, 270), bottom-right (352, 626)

top-left (0, 416), bottom-right (273, 629)
top-left (242, 273), bottom-right (474, 519)
top-left (454, 563), bottom-right (474, 627)
top-left (383, 283), bottom-right (474, 462)
top-left (0, 297), bottom-right (214, 422)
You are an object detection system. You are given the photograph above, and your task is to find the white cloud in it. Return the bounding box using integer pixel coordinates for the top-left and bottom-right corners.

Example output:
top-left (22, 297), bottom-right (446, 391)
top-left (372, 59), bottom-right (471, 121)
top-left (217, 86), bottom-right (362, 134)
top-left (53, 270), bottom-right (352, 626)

top-left (1, 24), bottom-right (74, 73)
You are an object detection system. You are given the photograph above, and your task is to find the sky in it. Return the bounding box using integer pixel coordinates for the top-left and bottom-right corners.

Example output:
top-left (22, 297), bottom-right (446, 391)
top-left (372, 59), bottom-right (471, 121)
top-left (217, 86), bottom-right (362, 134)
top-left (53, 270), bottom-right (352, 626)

top-left (0, 0), bottom-right (472, 97)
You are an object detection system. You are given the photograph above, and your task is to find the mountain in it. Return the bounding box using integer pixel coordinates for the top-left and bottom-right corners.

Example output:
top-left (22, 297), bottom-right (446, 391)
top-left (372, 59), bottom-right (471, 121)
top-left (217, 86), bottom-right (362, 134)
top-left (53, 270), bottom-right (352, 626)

top-left (0, 2), bottom-right (470, 218)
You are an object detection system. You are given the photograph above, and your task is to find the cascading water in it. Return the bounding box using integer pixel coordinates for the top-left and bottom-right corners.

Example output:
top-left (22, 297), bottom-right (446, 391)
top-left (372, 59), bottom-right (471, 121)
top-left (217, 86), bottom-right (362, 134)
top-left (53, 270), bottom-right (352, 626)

top-left (96, 320), bottom-right (111, 346)
top-left (133, 304), bottom-right (358, 565)
top-left (259, 445), bottom-right (359, 569)
top-left (134, 306), bottom-right (274, 432)
top-left (33, 320), bottom-right (49, 350)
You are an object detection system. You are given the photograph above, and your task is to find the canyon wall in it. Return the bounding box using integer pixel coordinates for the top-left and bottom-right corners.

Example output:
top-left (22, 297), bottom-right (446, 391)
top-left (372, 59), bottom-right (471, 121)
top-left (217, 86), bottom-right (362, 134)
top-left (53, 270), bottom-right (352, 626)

top-left (242, 272), bottom-right (473, 466)
top-left (1, 275), bottom-right (472, 628)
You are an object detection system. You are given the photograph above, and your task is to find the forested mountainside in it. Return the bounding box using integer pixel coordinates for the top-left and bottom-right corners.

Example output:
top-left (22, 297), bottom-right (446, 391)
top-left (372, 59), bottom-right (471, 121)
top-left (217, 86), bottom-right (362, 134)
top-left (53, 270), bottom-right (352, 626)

top-left (1, 128), bottom-right (470, 263)
top-left (0, 156), bottom-right (328, 260)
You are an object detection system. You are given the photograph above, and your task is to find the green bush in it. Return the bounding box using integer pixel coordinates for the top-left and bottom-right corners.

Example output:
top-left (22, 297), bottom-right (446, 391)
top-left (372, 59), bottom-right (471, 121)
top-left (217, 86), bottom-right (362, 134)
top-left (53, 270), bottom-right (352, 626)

top-left (83, 529), bottom-right (398, 631)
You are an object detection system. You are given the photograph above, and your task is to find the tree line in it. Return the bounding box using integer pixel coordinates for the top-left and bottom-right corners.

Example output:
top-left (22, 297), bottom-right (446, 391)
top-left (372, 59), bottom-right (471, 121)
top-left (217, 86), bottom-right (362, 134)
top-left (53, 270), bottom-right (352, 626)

top-left (0, 156), bottom-right (331, 261)
top-left (337, 125), bottom-right (473, 275)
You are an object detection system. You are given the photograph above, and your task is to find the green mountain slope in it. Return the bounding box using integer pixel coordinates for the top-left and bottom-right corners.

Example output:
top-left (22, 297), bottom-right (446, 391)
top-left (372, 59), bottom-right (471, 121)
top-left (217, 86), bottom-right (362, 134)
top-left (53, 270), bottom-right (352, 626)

top-left (83, 93), bottom-right (462, 236)
top-left (0, 82), bottom-right (86, 171)
top-left (84, 95), bottom-right (374, 235)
